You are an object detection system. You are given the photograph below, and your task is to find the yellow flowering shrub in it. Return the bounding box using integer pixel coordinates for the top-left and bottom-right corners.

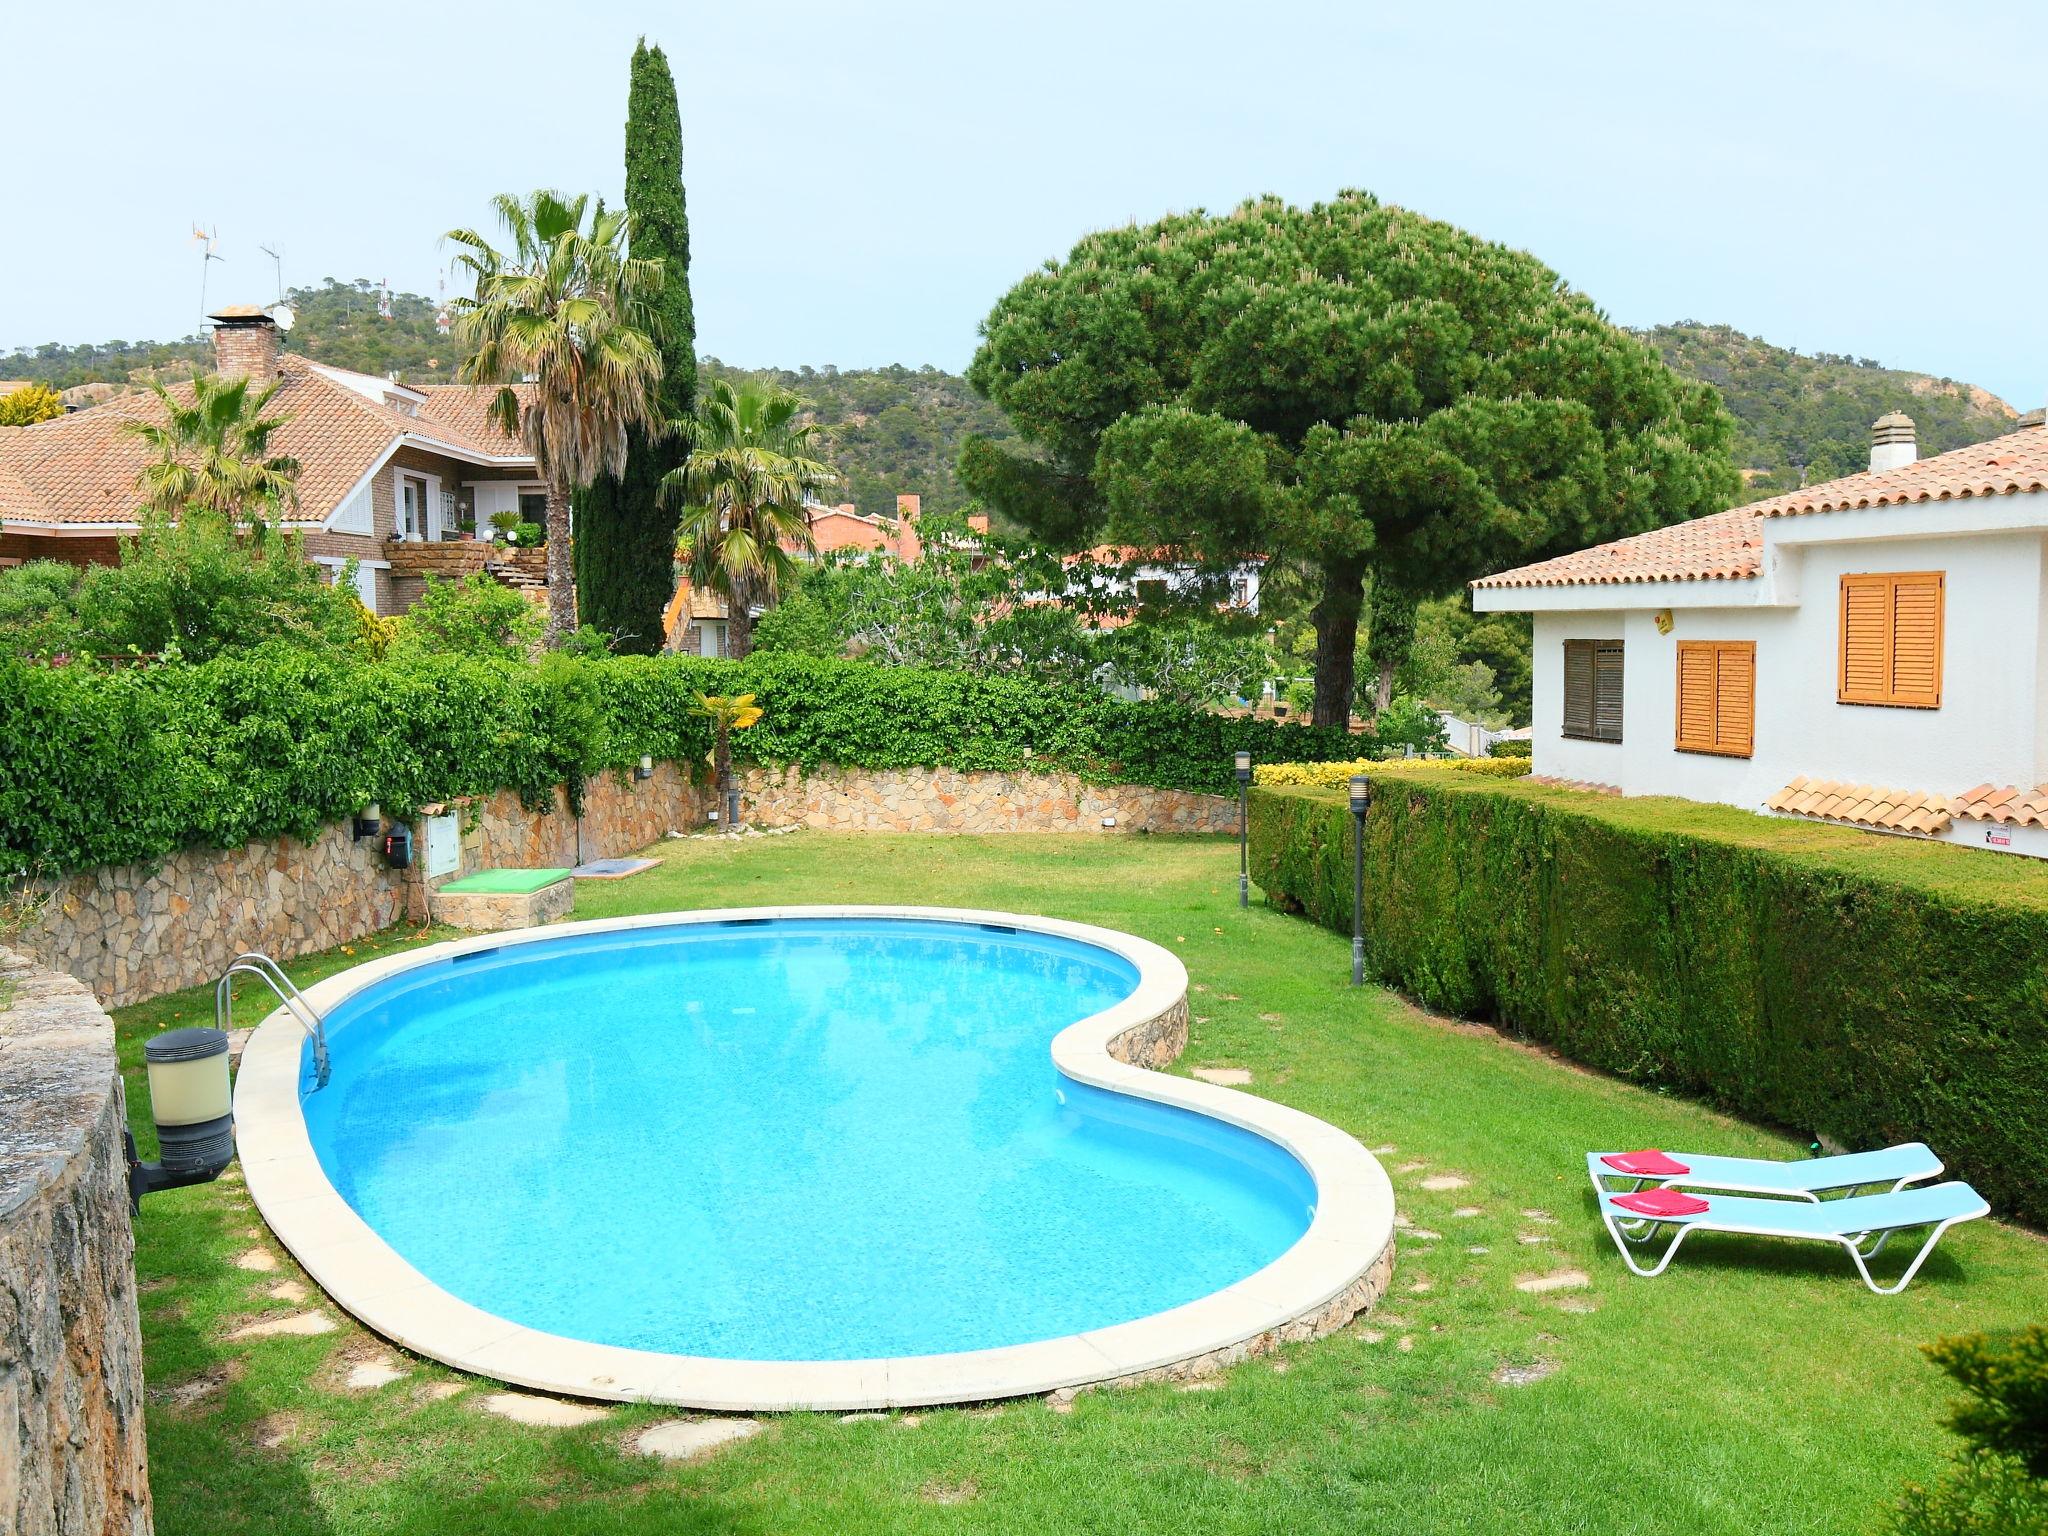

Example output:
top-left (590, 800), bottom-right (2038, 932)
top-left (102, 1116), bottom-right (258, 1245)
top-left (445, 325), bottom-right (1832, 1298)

top-left (1255, 756), bottom-right (1530, 787)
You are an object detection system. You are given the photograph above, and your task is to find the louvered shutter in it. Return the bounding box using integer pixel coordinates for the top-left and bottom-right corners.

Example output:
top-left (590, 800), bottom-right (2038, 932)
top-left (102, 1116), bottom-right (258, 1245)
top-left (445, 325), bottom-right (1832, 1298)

top-left (1592, 643), bottom-right (1624, 743)
top-left (1562, 640), bottom-right (1594, 739)
top-left (1888, 574), bottom-right (1943, 707)
top-left (1840, 572), bottom-right (1943, 707)
top-left (1712, 642), bottom-right (1755, 756)
top-left (1675, 642), bottom-right (1717, 752)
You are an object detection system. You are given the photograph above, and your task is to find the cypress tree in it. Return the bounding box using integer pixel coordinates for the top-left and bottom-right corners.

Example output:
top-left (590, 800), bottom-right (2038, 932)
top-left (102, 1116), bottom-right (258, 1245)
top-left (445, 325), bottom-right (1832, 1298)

top-left (573, 38), bottom-right (697, 652)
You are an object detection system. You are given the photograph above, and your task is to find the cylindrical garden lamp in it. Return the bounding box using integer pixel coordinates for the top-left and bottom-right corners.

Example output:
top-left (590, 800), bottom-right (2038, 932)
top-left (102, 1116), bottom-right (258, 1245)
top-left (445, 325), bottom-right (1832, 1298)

top-left (128, 1026), bottom-right (235, 1208)
top-left (1348, 774), bottom-right (1371, 987)
top-left (1234, 751), bottom-right (1253, 908)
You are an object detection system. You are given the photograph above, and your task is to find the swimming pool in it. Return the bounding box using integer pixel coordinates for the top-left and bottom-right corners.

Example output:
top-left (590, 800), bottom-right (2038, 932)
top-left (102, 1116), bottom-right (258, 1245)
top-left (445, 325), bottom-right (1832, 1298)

top-left (237, 908), bottom-right (1395, 1408)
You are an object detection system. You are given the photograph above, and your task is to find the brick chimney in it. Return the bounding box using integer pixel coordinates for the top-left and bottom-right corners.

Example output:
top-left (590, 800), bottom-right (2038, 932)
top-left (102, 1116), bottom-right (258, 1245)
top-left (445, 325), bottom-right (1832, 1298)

top-left (1870, 410), bottom-right (1917, 473)
top-left (208, 305), bottom-right (282, 381)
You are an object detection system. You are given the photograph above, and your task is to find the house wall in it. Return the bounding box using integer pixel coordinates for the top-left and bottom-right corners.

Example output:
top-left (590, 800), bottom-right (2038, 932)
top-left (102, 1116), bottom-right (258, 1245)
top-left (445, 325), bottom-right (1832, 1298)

top-left (0, 532), bottom-right (124, 568)
top-left (1531, 529), bottom-right (2048, 807)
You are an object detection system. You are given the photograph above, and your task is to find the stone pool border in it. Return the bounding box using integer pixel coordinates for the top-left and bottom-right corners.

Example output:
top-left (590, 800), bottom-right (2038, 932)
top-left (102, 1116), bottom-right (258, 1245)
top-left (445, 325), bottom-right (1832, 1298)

top-left (233, 906), bottom-right (1397, 1411)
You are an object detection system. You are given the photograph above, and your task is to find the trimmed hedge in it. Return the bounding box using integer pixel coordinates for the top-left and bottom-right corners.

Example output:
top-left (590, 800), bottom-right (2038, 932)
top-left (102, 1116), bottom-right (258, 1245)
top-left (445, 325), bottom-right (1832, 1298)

top-left (0, 650), bottom-right (1365, 874)
top-left (1255, 756), bottom-right (1529, 786)
top-left (1250, 775), bottom-right (2048, 1222)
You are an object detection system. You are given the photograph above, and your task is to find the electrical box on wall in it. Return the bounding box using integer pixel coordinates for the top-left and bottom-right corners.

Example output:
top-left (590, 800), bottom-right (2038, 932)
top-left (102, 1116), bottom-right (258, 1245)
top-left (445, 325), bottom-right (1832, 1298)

top-left (424, 813), bottom-right (461, 879)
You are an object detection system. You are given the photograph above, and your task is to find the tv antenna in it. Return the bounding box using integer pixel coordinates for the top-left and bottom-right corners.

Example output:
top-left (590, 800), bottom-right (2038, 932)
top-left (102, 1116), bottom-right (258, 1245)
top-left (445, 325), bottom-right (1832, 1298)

top-left (258, 242), bottom-right (284, 304)
top-left (191, 224), bottom-right (223, 322)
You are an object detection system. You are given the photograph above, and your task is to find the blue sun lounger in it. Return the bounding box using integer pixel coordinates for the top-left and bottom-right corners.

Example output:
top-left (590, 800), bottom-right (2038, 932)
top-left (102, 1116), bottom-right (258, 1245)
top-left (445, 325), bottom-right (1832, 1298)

top-left (1595, 1181), bottom-right (1988, 1294)
top-left (1586, 1143), bottom-right (1941, 1201)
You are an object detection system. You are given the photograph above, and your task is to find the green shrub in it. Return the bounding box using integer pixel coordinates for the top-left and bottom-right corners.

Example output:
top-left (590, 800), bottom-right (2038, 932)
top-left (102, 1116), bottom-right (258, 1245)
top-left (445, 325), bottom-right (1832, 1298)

top-left (1256, 757), bottom-right (1527, 787)
top-left (1894, 1329), bottom-right (2048, 1534)
top-left (1248, 777), bottom-right (2048, 1222)
top-left (0, 651), bottom-right (1365, 875)
top-left (387, 573), bottom-right (542, 659)
top-left (0, 560), bottom-right (87, 657)
top-left (1486, 738), bottom-right (1533, 758)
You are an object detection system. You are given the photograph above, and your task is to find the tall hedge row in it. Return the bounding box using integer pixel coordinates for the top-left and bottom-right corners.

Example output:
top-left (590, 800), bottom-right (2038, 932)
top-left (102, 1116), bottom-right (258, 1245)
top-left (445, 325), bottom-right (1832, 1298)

top-left (1249, 777), bottom-right (2048, 1222)
top-left (0, 650), bottom-right (1364, 874)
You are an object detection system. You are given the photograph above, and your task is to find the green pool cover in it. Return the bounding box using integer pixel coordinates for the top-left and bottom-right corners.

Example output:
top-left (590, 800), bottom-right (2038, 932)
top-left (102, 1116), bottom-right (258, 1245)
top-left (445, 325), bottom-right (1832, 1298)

top-left (437, 868), bottom-right (572, 894)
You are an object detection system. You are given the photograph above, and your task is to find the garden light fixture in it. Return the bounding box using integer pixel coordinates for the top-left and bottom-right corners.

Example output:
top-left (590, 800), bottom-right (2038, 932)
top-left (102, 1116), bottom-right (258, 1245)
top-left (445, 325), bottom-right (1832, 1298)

top-left (352, 803), bottom-right (382, 840)
top-left (635, 755), bottom-right (655, 781)
top-left (1348, 774), bottom-right (1371, 987)
top-left (1234, 751), bottom-right (1253, 908)
top-left (127, 1026), bottom-right (235, 1208)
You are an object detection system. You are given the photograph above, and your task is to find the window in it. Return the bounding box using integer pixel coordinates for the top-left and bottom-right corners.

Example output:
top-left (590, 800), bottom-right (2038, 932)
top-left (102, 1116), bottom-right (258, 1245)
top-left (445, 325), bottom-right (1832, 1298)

top-left (1561, 639), bottom-right (1624, 743)
top-left (518, 490), bottom-right (548, 523)
top-left (400, 476), bottom-right (429, 539)
top-left (1675, 640), bottom-right (1755, 757)
top-left (1839, 571), bottom-right (1943, 708)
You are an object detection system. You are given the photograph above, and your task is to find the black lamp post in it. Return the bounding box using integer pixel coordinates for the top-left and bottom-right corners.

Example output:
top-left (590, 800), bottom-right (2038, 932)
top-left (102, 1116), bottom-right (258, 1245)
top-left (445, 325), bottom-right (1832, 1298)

top-left (1349, 773), bottom-right (1371, 987)
top-left (1235, 750), bottom-right (1253, 907)
top-left (126, 1026), bottom-right (235, 1209)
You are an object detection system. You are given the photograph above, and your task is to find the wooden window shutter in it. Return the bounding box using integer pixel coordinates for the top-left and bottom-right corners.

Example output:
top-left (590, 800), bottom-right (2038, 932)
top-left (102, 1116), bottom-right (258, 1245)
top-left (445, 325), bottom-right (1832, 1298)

top-left (1839, 572), bottom-right (1943, 708)
top-left (1593, 642), bottom-right (1624, 743)
top-left (1562, 640), bottom-right (1594, 739)
top-left (1675, 640), bottom-right (1755, 757)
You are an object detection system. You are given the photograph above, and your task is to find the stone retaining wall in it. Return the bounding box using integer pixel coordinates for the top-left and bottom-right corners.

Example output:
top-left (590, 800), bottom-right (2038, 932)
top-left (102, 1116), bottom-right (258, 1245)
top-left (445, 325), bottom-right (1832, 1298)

top-left (0, 948), bottom-right (153, 1536)
top-left (736, 764), bottom-right (1237, 835)
top-left (23, 764), bottom-right (1236, 1009)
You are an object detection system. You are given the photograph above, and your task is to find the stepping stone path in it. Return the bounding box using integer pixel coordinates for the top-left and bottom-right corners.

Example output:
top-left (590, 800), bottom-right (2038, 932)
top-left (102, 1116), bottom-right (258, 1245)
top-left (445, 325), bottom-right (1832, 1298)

top-left (1515, 1269), bottom-right (1590, 1295)
top-left (1491, 1359), bottom-right (1559, 1388)
top-left (1451, 1207), bottom-right (1482, 1218)
top-left (344, 1357), bottom-right (408, 1391)
top-left (1397, 1336), bottom-right (1415, 1353)
top-left (229, 1311), bottom-right (335, 1340)
top-left (1394, 1161), bottom-right (1429, 1175)
top-left (1554, 1296), bottom-right (1599, 1315)
top-left (1521, 1209), bottom-right (1556, 1223)
top-left (1419, 1174), bottom-right (1470, 1192)
top-left (1047, 1388), bottom-right (1078, 1414)
top-left (234, 1249), bottom-right (279, 1273)
top-left (633, 1419), bottom-right (763, 1461)
top-left (481, 1392), bottom-right (608, 1428)
top-left (1467, 1245), bottom-right (1490, 1255)
top-left (1178, 1378), bottom-right (1221, 1392)
top-left (1192, 1067), bottom-right (1253, 1086)
top-left (839, 1412), bottom-right (888, 1424)
top-left (250, 1413), bottom-right (295, 1450)
top-left (1358, 1329), bottom-right (1385, 1344)
top-left (922, 1478), bottom-right (980, 1505)
top-left (1404, 1228), bottom-right (1442, 1242)
top-left (1408, 1280), bottom-right (1433, 1294)
top-left (1517, 1233), bottom-right (1551, 1245)
top-left (422, 1382), bottom-right (465, 1401)
top-left (267, 1281), bottom-right (307, 1303)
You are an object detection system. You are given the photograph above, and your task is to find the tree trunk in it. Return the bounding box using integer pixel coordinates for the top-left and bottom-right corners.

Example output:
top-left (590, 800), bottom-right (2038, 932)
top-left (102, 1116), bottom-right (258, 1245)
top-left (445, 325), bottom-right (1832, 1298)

top-left (542, 476), bottom-right (579, 647)
top-left (726, 576), bottom-right (755, 659)
top-left (713, 725), bottom-right (735, 835)
top-left (1310, 557), bottom-right (1368, 729)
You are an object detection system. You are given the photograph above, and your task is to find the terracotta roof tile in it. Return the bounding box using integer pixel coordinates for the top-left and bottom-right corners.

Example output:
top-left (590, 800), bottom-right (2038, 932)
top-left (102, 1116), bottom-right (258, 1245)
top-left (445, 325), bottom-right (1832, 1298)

top-left (0, 357), bottom-right (533, 528)
top-left (1954, 782), bottom-right (2048, 827)
top-left (414, 384), bottom-right (534, 458)
top-left (1476, 424), bottom-right (2048, 590)
top-left (1764, 776), bottom-right (1954, 835)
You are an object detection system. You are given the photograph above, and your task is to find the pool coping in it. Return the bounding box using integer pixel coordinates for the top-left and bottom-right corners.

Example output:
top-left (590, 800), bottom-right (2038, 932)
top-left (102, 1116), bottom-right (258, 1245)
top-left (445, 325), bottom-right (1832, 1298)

top-left (233, 906), bottom-right (1397, 1410)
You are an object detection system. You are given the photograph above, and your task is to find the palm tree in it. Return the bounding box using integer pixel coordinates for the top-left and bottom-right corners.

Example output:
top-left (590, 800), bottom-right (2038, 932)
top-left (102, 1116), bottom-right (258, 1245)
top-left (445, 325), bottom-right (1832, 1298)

top-left (123, 373), bottom-right (300, 531)
top-left (662, 379), bottom-right (835, 658)
top-left (446, 190), bottom-right (665, 645)
top-left (694, 691), bottom-right (763, 833)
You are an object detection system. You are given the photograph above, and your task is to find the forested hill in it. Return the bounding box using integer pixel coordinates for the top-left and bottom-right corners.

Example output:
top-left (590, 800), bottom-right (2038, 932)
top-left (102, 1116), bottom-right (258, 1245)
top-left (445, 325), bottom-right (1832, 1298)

top-left (1645, 322), bottom-right (2018, 495)
top-left (6, 292), bottom-right (2019, 514)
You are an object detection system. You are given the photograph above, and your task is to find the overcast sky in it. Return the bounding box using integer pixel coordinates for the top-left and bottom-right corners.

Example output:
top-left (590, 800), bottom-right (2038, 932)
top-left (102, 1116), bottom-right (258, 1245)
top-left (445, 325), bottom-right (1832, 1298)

top-left (8, 1), bottom-right (2043, 406)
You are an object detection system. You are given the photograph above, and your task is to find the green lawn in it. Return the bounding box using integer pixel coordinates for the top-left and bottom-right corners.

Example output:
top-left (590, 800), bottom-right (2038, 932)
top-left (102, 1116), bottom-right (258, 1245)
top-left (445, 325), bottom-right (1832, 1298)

top-left (120, 832), bottom-right (2044, 1535)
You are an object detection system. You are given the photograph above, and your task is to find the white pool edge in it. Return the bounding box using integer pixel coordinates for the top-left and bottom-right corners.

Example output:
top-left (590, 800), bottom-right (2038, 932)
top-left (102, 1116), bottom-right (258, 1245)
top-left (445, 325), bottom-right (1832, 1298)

top-left (233, 905), bottom-right (1397, 1410)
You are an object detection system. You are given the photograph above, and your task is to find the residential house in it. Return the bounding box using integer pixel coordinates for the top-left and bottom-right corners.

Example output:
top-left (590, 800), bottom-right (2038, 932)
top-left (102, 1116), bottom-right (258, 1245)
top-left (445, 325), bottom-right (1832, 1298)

top-left (1060, 546), bottom-right (1264, 620)
top-left (0, 306), bottom-right (547, 614)
top-left (1472, 408), bottom-right (2048, 854)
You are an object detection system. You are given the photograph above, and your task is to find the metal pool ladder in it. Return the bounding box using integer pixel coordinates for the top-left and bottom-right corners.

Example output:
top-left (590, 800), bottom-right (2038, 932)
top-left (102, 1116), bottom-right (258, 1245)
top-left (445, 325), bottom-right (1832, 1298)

top-left (217, 952), bottom-right (331, 1089)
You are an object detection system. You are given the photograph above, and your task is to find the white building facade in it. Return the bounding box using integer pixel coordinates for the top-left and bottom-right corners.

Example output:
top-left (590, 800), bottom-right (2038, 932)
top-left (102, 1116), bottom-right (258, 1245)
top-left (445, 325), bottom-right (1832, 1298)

top-left (1473, 414), bottom-right (2048, 855)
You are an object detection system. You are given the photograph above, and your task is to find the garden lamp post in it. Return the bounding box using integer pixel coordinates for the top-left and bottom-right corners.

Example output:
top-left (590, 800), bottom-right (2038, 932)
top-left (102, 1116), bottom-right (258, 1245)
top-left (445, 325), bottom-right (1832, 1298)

top-left (1349, 774), bottom-right (1371, 987)
top-left (126, 1026), bottom-right (235, 1209)
top-left (1235, 751), bottom-right (1253, 907)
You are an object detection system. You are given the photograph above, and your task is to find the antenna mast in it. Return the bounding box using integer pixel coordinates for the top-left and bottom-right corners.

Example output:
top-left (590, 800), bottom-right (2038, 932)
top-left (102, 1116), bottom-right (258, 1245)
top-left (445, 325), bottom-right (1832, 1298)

top-left (259, 243), bottom-right (284, 305)
top-left (191, 224), bottom-right (223, 324)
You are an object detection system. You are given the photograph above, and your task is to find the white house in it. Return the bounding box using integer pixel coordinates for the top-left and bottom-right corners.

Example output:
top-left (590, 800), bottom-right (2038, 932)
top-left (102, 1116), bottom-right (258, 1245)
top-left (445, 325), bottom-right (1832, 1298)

top-left (1472, 410), bottom-right (2048, 855)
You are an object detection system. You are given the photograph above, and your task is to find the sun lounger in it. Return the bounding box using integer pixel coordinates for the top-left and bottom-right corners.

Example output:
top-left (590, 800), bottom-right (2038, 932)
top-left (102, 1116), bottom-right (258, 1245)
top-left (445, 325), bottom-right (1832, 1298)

top-left (1587, 1143), bottom-right (1941, 1201)
top-left (1595, 1181), bottom-right (1987, 1294)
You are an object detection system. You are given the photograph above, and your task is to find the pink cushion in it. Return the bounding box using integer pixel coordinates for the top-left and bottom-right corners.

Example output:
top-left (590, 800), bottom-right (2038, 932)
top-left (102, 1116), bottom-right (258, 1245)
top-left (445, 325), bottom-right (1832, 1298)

top-left (1601, 1149), bottom-right (1691, 1177)
top-left (1612, 1188), bottom-right (1711, 1218)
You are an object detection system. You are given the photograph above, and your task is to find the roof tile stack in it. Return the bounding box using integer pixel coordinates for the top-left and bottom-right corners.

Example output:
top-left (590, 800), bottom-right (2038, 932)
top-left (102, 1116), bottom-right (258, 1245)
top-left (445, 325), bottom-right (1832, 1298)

top-left (1953, 783), bottom-right (2048, 827)
top-left (1764, 777), bottom-right (1954, 835)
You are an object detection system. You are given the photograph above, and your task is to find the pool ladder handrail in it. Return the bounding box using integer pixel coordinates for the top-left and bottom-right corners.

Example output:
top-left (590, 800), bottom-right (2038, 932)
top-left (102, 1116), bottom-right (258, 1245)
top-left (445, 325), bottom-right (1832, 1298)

top-left (217, 952), bottom-right (330, 1089)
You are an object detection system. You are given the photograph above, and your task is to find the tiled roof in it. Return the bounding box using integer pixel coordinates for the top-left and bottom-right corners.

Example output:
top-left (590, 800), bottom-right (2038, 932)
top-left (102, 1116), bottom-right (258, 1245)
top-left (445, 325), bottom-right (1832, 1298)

top-left (414, 384), bottom-right (534, 459)
top-left (1954, 783), bottom-right (2048, 828)
top-left (1471, 506), bottom-right (1761, 589)
top-left (1764, 777), bottom-right (1954, 835)
top-left (1476, 423), bottom-right (2048, 590)
top-left (0, 357), bottom-right (533, 528)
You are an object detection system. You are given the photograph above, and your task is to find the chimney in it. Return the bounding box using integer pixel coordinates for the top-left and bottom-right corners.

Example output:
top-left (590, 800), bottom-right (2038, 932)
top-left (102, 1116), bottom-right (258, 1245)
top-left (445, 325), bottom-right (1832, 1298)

top-left (894, 493), bottom-right (922, 562)
top-left (208, 305), bottom-right (282, 381)
top-left (1870, 410), bottom-right (1917, 473)
top-left (2018, 407), bottom-right (2046, 431)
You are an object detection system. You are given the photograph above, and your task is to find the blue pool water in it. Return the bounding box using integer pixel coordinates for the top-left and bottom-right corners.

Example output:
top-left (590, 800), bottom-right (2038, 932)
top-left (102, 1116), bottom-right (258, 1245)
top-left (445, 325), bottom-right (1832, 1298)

top-left (301, 917), bottom-right (1315, 1360)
